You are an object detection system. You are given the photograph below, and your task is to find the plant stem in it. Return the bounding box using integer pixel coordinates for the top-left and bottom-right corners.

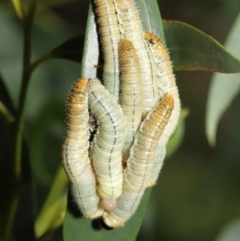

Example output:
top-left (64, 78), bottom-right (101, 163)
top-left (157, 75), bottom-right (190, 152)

top-left (0, 1), bottom-right (36, 240)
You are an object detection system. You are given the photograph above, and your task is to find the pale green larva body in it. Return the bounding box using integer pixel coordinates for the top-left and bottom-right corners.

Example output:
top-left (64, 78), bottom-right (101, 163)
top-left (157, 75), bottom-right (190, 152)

top-left (94, 0), bottom-right (122, 102)
top-left (88, 79), bottom-right (127, 211)
top-left (144, 31), bottom-right (181, 145)
top-left (113, 0), bottom-right (160, 117)
top-left (103, 94), bottom-right (174, 227)
top-left (62, 78), bottom-right (103, 219)
top-left (119, 39), bottom-right (143, 160)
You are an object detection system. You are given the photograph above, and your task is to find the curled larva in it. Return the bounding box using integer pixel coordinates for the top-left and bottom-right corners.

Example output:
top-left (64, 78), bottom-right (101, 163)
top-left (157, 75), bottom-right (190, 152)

top-left (62, 78), bottom-right (103, 219)
top-left (103, 94), bottom-right (174, 227)
top-left (113, 0), bottom-right (160, 116)
top-left (119, 39), bottom-right (143, 160)
top-left (88, 79), bottom-right (126, 211)
top-left (144, 31), bottom-right (181, 145)
top-left (94, 0), bottom-right (121, 102)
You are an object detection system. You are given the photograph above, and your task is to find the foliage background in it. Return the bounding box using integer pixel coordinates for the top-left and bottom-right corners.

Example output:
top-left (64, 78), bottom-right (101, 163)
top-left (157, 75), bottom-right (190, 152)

top-left (1, 0), bottom-right (240, 240)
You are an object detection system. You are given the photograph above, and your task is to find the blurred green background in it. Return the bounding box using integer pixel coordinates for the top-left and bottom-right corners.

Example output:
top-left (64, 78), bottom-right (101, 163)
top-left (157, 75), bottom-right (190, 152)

top-left (1, 0), bottom-right (240, 240)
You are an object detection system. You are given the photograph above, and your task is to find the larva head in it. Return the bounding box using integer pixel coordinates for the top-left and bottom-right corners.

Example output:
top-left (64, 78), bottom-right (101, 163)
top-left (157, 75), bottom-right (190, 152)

top-left (144, 31), bottom-right (159, 45)
top-left (73, 78), bottom-right (88, 93)
top-left (100, 198), bottom-right (117, 212)
top-left (119, 39), bottom-right (134, 51)
top-left (119, 39), bottom-right (140, 67)
top-left (144, 31), bottom-right (167, 52)
top-left (162, 94), bottom-right (174, 110)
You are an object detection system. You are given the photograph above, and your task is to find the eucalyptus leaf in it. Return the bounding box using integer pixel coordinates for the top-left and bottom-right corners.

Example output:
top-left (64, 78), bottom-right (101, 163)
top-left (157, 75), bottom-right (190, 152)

top-left (0, 74), bottom-right (15, 116)
top-left (166, 108), bottom-right (189, 158)
top-left (64, 189), bottom-right (152, 241)
top-left (51, 35), bottom-right (85, 63)
top-left (11, 0), bottom-right (26, 20)
top-left (215, 218), bottom-right (240, 241)
top-left (163, 20), bottom-right (240, 72)
top-left (35, 167), bottom-right (67, 238)
top-left (205, 12), bottom-right (240, 146)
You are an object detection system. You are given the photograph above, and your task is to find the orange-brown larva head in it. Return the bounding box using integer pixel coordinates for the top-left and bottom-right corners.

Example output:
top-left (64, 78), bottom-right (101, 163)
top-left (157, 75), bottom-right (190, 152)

top-left (144, 31), bottom-right (158, 45)
top-left (73, 78), bottom-right (88, 93)
top-left (162, 94), bottom-right (174, 109)
top-left (119, 39), bottom-right (134, 51)
top-left (144, 31), bottom-right (166, 49)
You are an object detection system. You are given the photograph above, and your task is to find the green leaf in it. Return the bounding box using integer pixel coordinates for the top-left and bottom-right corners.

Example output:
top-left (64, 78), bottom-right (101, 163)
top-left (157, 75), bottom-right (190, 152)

top-left (215, 218), bottom-right (240, 241)
top-left (166, 108), bottom-right (189, 158)
top-left (163, 20), bottom-right (240, 72)
top-left (30, 35), bottom-right (85, 72)
top-left (205, 12), bottom-right (240, 146)
top-left (64, 0), bottom-right (164, 240)
top-left (64, 189), bottom-right (152, 241)
top-left (11, 0), bottom-right (26, 20)
top-left (0, 74), bottom-right (15, 119)
top-left (50, 35), bottom-right (85, 62)
top-left (35, 167), bottom-right (67, 238)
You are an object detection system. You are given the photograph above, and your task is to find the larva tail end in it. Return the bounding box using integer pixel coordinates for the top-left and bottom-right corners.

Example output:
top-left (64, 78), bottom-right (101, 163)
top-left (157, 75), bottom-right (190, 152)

top-left (84, 209), bottom-right (104, 220)
top-left (100, 198), bottom-right (117, 212)
top-left (102, 212), bottom-right (124, 228)
top-left (146, 181), bottom-right (156, 188)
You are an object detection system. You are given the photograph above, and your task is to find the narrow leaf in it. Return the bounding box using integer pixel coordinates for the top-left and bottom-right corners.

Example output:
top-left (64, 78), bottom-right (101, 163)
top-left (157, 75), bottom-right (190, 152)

top-left (163, 20), bottom-right (240, 73)
top-left (64, 189), bottom-right (152, 241)
top-left (35, 167), bottom-right (67, 238)
top-left (29, 35), bottom-right (85, 72)
top-left (166, 108), bottom-right (189, 158)
top-left (215, 218), bottom-right (240, 241)
top-left (51, 35), bottom-right (85, 63)
top-left (0, 74), bottom-right (15, 117)
top-left (205, 12), bottom-right (240, 146)
top-left (11, 0), bottom-right (26, 20)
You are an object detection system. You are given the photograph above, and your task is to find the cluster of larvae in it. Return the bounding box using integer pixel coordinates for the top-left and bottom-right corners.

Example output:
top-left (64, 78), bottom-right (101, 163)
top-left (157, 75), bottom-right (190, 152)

top-left (62, 0), bottom-right (180, 228)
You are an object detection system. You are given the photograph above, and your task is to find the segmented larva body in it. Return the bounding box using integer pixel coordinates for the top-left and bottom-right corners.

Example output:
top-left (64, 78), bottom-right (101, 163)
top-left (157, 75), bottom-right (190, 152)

top-left (144, 31), bottom-right (181, 145)
top-left (113, 0), bottom-right (160, 117)
top-left (103, 94), bottom-right (174, 227)
top-left (119, 39), bottom-right (143, 160)
top-left (94, 0), bottom-right (121, 102)
top-left (147, 145), bottom-right (166, 187)
top-left (88, 79), bottom-right (126, 211)
top-left (62, 78), bottom-right (103, 219)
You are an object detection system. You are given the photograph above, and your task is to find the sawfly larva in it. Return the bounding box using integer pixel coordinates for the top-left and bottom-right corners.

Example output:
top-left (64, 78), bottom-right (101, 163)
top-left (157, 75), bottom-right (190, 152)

top-left (94, 0), bottom-right (121, 102)
top-left (88, 79), bottom-right (126, 211)
top-left (113, 0), bottom-right (160, 117)
top-left (119, 39), bottom-right (143, 160)
top-left (144, 31), bottom-right (181, 145)
top-left (62, 78), bottom-right (103, 219)
top-left (103, 94), bottom-right (174, 227)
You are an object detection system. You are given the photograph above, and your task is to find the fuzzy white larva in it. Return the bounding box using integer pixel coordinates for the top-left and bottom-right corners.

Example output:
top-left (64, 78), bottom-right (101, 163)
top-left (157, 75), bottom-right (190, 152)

top-left (144, 31), bottom-right (181, 145)
top-left (113, 0), bottom-right (160, 117)
top-left (94, 0), bottom-right (121, 102)
top-left (119, 39), bottom-right (143, 160)
top-left (103, 94), bottom-right (174, 227)
top-left (62, 78), bottom-right (103, 219)
top-left (88, 79), bottom-right (126, 211)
